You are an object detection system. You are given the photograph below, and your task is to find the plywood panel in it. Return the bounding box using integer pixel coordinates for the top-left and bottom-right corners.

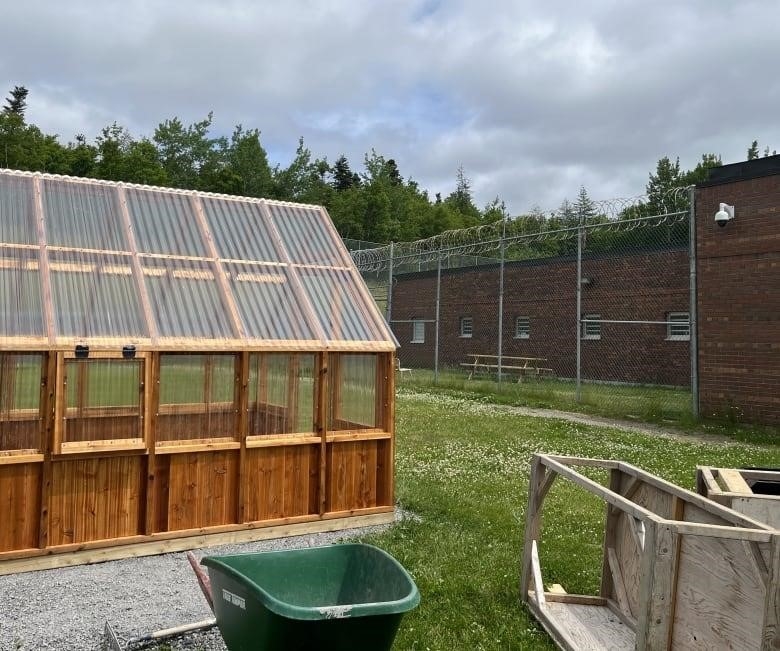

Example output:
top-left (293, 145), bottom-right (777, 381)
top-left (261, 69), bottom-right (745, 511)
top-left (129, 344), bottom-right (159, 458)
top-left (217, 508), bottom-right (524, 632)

top-left (166, 451), bottom-right (238, 531)
top-left (243, 445), bottom-right (319, 522)
top-left (327, 440), bottom-right (380, 512)
top-left (48, 456), bottom-right (144, 545)
top-left (672, 535), bottom-right (765, 649)
top-left (0, 463), bottom-right (40, 551)
top-left (535, 600), bottom-right (635, 650)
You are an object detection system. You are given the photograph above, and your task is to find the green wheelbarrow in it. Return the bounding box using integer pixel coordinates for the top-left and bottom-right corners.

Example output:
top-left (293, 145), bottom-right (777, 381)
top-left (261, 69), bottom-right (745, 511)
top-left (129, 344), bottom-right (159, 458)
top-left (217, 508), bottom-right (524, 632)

top-left (188, 543), bottom-right (420, 651)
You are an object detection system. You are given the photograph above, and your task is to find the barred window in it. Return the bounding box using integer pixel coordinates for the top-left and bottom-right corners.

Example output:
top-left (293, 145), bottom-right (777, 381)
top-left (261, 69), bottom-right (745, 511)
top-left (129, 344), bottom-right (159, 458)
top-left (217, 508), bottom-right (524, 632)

top-left (515, 316), bottom-right (530, 339)
top-left (459, 316), bottom-right (473, 338)
top-left (666, 312), bottom-right (690, 340)
top-left (582, 314), bottom-right (601, 340)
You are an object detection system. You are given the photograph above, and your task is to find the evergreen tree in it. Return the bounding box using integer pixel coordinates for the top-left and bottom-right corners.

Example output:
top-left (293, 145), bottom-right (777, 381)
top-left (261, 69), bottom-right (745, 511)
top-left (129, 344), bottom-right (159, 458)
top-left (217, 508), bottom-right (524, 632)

top-left (573, 186), bottom-right (597, 222)
top-left (747, 140), bottom-right (759, 160)
top-left (332, 155), bottom-right (354, 191)
top-left (3, 86), bottom-right (29, 119)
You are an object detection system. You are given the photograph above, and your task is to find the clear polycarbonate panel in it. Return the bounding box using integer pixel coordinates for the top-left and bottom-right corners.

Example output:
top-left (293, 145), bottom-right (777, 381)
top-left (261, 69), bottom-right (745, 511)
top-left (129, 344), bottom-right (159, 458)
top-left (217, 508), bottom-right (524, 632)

top-left (141, 258), bottom-right (234, 339)
top-left (201, 197), bottom-right (282, 263)
top-left (267, 204), bottom-right (348, 267)
top-left (298, 268), bottom-right (386, 342)
top-left (0, 353), bottom-right (43, 451)
top-left (247, 353), bottom-right (315, 435)
top-left (63, 359), bottom-right (142, 443)
top-left (329, 354), bottom-right (379, 430)
top-left (158, 354), bottom-right (237, 442)
top-left (0, 248), bottom-right (44, 336)
top-left (42, 179), bottom-right (127, 251)
top-left (0, 174), bottom-right (36, 244)
top-left (126, 188), bottom-right (207, 256)
top-left (226, 263), bottom-right (316, 341)
top-left (49, 252), bottom-right (146, 338)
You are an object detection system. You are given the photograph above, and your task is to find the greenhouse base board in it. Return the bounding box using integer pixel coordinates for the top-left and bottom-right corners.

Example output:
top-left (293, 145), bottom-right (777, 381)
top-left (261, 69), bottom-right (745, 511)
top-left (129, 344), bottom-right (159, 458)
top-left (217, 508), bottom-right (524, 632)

top-left (0, 508), bottom-right (395, 575)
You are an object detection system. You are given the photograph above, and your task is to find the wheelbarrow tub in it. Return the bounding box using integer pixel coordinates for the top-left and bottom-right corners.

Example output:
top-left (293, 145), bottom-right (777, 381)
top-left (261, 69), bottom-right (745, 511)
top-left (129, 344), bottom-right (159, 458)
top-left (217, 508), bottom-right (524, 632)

top-left (201, 543), bottom-right (420, 651)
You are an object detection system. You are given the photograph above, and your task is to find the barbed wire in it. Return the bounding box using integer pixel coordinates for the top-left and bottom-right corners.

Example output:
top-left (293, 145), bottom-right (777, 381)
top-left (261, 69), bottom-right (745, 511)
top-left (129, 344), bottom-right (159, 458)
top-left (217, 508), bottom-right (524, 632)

top-left (352, 186), bottom-right (692, 272)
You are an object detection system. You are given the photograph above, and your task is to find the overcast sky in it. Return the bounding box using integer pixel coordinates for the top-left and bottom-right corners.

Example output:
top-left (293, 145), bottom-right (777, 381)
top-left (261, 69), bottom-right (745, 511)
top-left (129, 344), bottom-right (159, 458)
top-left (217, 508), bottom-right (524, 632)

top-left (2, 0), bottom-right (778, 215)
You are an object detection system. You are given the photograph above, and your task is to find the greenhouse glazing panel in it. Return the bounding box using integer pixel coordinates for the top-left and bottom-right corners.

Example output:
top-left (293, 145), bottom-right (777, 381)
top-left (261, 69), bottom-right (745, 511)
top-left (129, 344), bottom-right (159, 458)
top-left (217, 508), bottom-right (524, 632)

top-left (0, 249), bottom-right (44, 336)
top-left (141, 258), bottom-right (234, 339)
top-left (0, 174), bottom-right (36, 245)
top-left (299, 268), bottom-right (385, 342)
top-left (50, 253), bottom-right (146, 338)
top-left (126, 189), bottom-right (207, 256)
top-left (226, 264), bottom-right (316, 341)
top-left (268, 204), bottom-right (348, 267)
top-left (42, 179), bottom-right (127, 251)
top-left (201, 197), bottom-right (282, 263)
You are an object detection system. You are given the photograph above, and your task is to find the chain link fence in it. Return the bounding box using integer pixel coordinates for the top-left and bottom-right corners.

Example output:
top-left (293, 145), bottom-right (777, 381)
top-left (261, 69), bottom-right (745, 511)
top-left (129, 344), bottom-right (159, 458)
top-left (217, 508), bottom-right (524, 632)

top-left (351, 189), bottom-right (697, 423)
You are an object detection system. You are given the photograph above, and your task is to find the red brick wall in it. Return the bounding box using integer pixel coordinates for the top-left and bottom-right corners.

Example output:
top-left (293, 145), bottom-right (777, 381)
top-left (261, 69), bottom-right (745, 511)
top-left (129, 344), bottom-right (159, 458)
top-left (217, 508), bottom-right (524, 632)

top-left (696, 175), bottom-right (780, 423)
top-left (392, 248), bottom-right (691, 386)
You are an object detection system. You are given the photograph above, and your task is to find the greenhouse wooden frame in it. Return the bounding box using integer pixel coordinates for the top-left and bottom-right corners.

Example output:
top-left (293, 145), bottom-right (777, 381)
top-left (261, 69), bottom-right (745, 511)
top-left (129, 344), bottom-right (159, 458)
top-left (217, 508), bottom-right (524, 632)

top-left (0, 169), bottom-right (398, 573)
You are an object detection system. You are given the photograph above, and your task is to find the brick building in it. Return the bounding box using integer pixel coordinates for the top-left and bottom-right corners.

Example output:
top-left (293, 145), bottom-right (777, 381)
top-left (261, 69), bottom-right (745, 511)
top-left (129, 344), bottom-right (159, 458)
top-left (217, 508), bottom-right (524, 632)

top-left (696, 155), bottom-right (780, 423)
top-left (391, 246), bottom-right (691, 387)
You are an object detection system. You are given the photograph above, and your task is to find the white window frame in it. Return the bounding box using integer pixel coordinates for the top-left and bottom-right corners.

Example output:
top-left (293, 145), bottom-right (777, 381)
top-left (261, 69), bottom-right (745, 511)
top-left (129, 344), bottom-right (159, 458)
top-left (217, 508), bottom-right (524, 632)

top-left (666, 312), bottom-right (690, 341)
top-left (411, 319), bottom-right (425, 344)
top-left (459, 316), bottom-right (473, 338)
top-left (582, 314), bottom-right (601, 340)
top-left (514, 316), bottom-right (530, 339)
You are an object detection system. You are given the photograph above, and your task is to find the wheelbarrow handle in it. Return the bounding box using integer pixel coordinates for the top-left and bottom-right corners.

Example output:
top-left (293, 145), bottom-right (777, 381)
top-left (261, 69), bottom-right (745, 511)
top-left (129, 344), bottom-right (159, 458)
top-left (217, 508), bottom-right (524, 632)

top-left (187, 551), bottom-right (214, 612)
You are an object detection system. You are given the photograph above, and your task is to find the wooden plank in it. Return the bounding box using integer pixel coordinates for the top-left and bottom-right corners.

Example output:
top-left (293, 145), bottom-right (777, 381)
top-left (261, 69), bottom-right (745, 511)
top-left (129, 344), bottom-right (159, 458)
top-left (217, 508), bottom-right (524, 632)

top-left (116, 186), bottom-right (158, 342)
top-left (382, 352), bottom-right (395, 506)
top-left (0, 463), bottom-right (41, 552)
top-left (761, 535), bottom-right (780, 651)
top-left (607, 546), bottom-right (631, 617)
top-left (144, 352), bottom-right (159, 534)
top-left (735, 497), bottom-right (780, 530)
top-left (521, 455), bottom-right (548, 602)
top-left (317, 352), bottom-right (328, 515)
top-left (32, 175), bottom-right (55, 344)
top-left (0, 510), bottom-right (396, 575)
top-left (600, 469), bottom-right (623, 603)
top-left (236, 352), bottom-right (249, 524)
top-left (531, 539), bottom-right (546, 606)
top-left (37, 352), bottom-right (56, 549)
top-left (718, 468), bottom-right (753, 495)
top-left (527, 599), bottom-right (635, 651)
top-left (672, 532), bottom-right (766, 650)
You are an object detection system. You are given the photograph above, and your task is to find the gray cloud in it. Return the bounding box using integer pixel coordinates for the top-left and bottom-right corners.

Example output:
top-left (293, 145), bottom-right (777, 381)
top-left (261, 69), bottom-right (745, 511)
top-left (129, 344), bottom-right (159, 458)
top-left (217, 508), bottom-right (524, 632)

top-left (2, 0), bottom-right (779, 215)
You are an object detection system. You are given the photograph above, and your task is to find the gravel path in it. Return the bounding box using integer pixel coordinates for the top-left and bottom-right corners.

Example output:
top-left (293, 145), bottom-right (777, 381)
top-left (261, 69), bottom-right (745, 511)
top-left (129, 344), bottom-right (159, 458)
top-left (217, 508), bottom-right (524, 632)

top-left (0, 514), bottom-right (403, 651)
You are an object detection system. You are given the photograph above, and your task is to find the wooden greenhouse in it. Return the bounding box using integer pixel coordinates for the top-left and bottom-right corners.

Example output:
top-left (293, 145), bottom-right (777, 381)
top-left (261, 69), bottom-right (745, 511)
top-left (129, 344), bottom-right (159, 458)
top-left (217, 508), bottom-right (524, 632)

top-left (0, 169), bottom-right (397, 573)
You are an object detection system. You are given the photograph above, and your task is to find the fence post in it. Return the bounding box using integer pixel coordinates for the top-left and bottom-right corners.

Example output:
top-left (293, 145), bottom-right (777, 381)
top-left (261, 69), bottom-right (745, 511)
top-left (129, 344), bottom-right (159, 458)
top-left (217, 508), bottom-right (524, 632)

top-left (688, 187), bottom-right (699, 419)
top-left (386, 241), bottom-right (394, 322)
top-left (497, 220), bottom-right (506, 384)
top-left (576, 219), bottom-right (583, 403)
top-left (434, 257), bottom-right (441, 384)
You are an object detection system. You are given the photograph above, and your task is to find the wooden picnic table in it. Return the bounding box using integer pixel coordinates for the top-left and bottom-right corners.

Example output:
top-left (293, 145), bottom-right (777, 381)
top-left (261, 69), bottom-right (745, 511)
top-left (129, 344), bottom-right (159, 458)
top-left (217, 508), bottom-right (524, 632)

top-left (460, 354), bottom-right (554, 381)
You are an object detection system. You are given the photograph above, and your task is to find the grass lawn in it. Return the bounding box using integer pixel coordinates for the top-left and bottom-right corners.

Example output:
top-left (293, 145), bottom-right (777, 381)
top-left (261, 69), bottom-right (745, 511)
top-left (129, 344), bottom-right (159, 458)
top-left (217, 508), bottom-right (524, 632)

top-left (357, 388), bottom-right (780, 650)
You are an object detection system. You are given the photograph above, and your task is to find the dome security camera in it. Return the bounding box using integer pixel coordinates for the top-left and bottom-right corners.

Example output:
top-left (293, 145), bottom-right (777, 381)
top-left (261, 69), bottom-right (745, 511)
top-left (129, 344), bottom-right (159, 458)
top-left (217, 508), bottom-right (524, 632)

top-left (714, 203), bottom-right (734, 227)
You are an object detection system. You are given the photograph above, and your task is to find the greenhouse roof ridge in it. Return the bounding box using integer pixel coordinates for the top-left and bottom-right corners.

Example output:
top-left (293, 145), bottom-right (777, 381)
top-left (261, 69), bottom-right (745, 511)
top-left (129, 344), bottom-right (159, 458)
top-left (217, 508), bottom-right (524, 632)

top-left (0, 168), bottom-right (396, 352)
top-left (0, 168), bottom-right (327, 211)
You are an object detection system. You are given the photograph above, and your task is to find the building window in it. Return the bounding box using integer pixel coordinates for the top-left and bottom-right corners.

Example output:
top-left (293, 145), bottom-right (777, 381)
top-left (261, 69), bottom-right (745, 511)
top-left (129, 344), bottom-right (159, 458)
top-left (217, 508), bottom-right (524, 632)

top-left (666, 312), bottom-right (690, 340)
top-left (459, 316), bottom-right (473, 338)
top-left (582, 314), bottom-right (601, 340)
top-left (515, 316), bottom-right (530, 339)
top-left (411, 319), bottom-right (425, 343)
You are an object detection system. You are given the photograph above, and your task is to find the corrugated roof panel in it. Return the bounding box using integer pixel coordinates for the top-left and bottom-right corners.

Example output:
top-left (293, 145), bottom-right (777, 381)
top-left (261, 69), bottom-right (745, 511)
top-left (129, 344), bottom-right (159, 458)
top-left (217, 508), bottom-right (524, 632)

top-left (0, 248), bottom-right (44, 336)
top-left (225, 263), bottom-right (316, 341)
top-left (126, 189), bottom-right (207, 256)
top-left (141, 257), bottom-right (234, 339)
top-left (298, 268), bottom-right (385, 342)
top-left (201, 197), bottom-right (282, 263)
top-left (0, 174), bottom-right (36, 245)
top-left (268, 204), bottom-right (347, 267)
top-left (42, 179), bottom-right (127, 251)
top-left (49, 252), bottom-right (146, 338)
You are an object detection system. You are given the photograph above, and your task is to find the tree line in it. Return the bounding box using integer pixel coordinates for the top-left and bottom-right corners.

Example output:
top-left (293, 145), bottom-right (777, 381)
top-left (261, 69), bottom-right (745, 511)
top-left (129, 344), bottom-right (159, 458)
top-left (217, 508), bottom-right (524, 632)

top-left (1, 86), bottom-right (774, 246)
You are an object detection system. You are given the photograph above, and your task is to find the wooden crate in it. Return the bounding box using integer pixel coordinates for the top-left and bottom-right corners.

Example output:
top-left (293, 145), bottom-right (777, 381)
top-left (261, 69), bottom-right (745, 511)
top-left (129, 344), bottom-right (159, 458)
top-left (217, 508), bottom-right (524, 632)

top-left (697, 466), bottom-right (780, 529)
top-left (521, 454), bottom-right (780, 650)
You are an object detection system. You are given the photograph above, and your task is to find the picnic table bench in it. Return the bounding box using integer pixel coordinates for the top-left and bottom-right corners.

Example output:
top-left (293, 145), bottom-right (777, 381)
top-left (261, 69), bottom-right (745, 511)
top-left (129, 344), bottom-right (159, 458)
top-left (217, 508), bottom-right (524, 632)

top-left (460, 354), bottom-right (554, 381)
